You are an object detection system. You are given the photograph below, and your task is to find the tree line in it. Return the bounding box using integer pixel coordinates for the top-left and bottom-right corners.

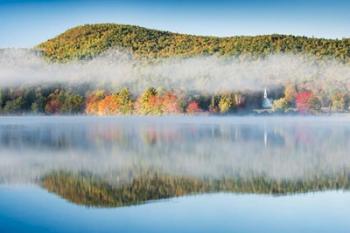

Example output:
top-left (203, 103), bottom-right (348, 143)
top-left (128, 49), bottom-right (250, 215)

top-left (0, 84), bottom-right (349, 115)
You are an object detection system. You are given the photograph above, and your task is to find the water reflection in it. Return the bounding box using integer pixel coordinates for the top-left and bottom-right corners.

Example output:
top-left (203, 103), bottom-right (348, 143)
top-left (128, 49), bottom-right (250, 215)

top-left (1, 116), bottom-right (350, 206)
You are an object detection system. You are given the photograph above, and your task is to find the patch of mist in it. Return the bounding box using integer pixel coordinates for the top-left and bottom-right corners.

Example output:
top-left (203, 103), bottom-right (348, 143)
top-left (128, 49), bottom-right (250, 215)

top-left (0, 116), bottom-right (350, 185)
top-left (0, 48), bottom-right (349, 93)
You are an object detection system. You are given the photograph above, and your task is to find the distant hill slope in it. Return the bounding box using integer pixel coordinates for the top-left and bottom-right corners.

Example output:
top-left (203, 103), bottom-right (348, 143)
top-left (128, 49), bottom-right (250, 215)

top-left (37, 23), bottom-right (350, 62)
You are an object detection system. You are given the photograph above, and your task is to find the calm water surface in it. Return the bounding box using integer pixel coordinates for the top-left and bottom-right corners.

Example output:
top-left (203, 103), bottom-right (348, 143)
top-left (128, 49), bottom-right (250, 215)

top-left (0, 116), bottom-right (350, 233)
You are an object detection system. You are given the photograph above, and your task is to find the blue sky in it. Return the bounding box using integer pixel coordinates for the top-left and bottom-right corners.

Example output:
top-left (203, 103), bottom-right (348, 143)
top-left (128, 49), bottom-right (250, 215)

top-left (0, 0), bottom-right (349, 47)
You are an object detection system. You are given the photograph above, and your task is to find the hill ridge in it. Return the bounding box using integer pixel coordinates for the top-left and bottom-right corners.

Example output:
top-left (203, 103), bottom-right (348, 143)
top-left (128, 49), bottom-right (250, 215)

top-left (37, 23), bottom-right (350, 62)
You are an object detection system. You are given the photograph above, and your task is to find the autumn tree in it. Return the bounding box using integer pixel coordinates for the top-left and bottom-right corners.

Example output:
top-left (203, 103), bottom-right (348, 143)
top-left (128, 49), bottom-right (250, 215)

top-left (116, 88), bottom-right (134, 114)
top-left (86, 90), bottom-right (106, 115)
top-left (218, 94), bottom-right (236, 113)
top-left (98, 88), bottom-right (134, 115)
top-left (135, 87), bottom-right (163, 115)
top-left (331, 91), bottom-right (348, 112)
top-left (296, 91), bottom-right (321, 113)
top-left (45, 90), bottom-right (84, 114)
top-left (186, 101), bottom-right (202, 114)
top-left (284, 83), bottom-right (297, 105)
top-left (161, 91), bottom-right (182, 114)
top-left (272, 98), bottom-right (289, 112)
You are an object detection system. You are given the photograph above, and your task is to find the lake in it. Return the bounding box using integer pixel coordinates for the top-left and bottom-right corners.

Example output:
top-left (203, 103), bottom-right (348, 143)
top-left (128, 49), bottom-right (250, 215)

top-left (0, 116), bottom-right (350, 233)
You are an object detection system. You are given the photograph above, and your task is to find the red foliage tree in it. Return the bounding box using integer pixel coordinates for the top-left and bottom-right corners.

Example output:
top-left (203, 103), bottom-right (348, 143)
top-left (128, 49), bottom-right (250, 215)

top-left (296, 91), bottom-right (321, 113)
top-left (161, 91), bottom-right (182, 114)
top-left (296, 91), bottom-right (313, 112)
top-left (186, 101), bottom-right (202, 114)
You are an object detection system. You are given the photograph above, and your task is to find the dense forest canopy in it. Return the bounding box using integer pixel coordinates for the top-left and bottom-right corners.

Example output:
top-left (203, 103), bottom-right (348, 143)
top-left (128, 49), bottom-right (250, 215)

top-left (37, 24), bottom-right (350, 62)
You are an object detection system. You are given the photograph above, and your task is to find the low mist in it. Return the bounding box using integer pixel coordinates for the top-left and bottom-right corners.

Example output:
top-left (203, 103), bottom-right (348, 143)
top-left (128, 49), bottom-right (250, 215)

top-left (1, 116), bottom-right (350, 184)
top-left (1, 49), bottom-right (350, 93)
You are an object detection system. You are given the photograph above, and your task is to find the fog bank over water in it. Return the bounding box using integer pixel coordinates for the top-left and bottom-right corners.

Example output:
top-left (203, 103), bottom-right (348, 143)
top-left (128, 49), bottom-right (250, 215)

top-left (0, 116), bottom-right (350, 185)
top-left (1, 49), bottom-right (350, 93)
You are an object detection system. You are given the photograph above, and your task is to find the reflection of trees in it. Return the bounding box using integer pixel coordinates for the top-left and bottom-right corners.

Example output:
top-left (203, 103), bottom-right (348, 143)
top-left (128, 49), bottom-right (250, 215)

top-left (42, 171), bottom-right (350, 208)
top-left (3, 119), bottom-right (350, 186)
top-left (0, 125), bottom-right (87, 150)
top-left (2, 119), bottom-right (350, 156)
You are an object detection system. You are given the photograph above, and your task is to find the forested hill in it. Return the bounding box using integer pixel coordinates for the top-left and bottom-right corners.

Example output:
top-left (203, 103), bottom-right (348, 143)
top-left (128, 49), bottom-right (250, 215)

top-left (37, 23), bottom-right (350, 62)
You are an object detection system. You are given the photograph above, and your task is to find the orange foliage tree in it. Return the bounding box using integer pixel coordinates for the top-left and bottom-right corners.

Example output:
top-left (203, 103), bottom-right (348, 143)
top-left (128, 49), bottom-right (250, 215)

top-left (97, 88), bottom-right (134, 115)
top-left (85, 90), bottom-right (106, 115)
top-left (135, 88), bottom-right (183, 115)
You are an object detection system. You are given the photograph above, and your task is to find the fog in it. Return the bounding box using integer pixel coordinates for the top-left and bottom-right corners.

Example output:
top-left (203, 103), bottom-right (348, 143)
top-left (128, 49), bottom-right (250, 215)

top-left (1, 49), bottom-right (350, 93)
top-left (1, 116), bottom-right (350, 184)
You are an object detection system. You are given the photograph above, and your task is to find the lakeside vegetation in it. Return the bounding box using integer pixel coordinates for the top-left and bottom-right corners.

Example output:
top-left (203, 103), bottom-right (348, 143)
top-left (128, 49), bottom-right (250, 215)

top-left (1, 23), bottom-right (349, 115)
top-left (37, 24), bottom-right (350, 62)
top-left (42, 171), bottom-right (350, 207)
top-left (0, 83), bottom-right (349, 115)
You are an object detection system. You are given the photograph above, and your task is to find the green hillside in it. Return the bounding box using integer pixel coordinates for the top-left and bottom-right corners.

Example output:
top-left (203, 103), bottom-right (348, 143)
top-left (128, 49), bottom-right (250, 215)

top-left (37, 23), bottom-right (350, 62)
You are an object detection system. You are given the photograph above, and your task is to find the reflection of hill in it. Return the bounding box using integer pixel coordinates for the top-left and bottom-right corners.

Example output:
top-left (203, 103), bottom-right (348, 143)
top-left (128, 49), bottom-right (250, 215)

top-left (41, 171), bottom-right (350, 207)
